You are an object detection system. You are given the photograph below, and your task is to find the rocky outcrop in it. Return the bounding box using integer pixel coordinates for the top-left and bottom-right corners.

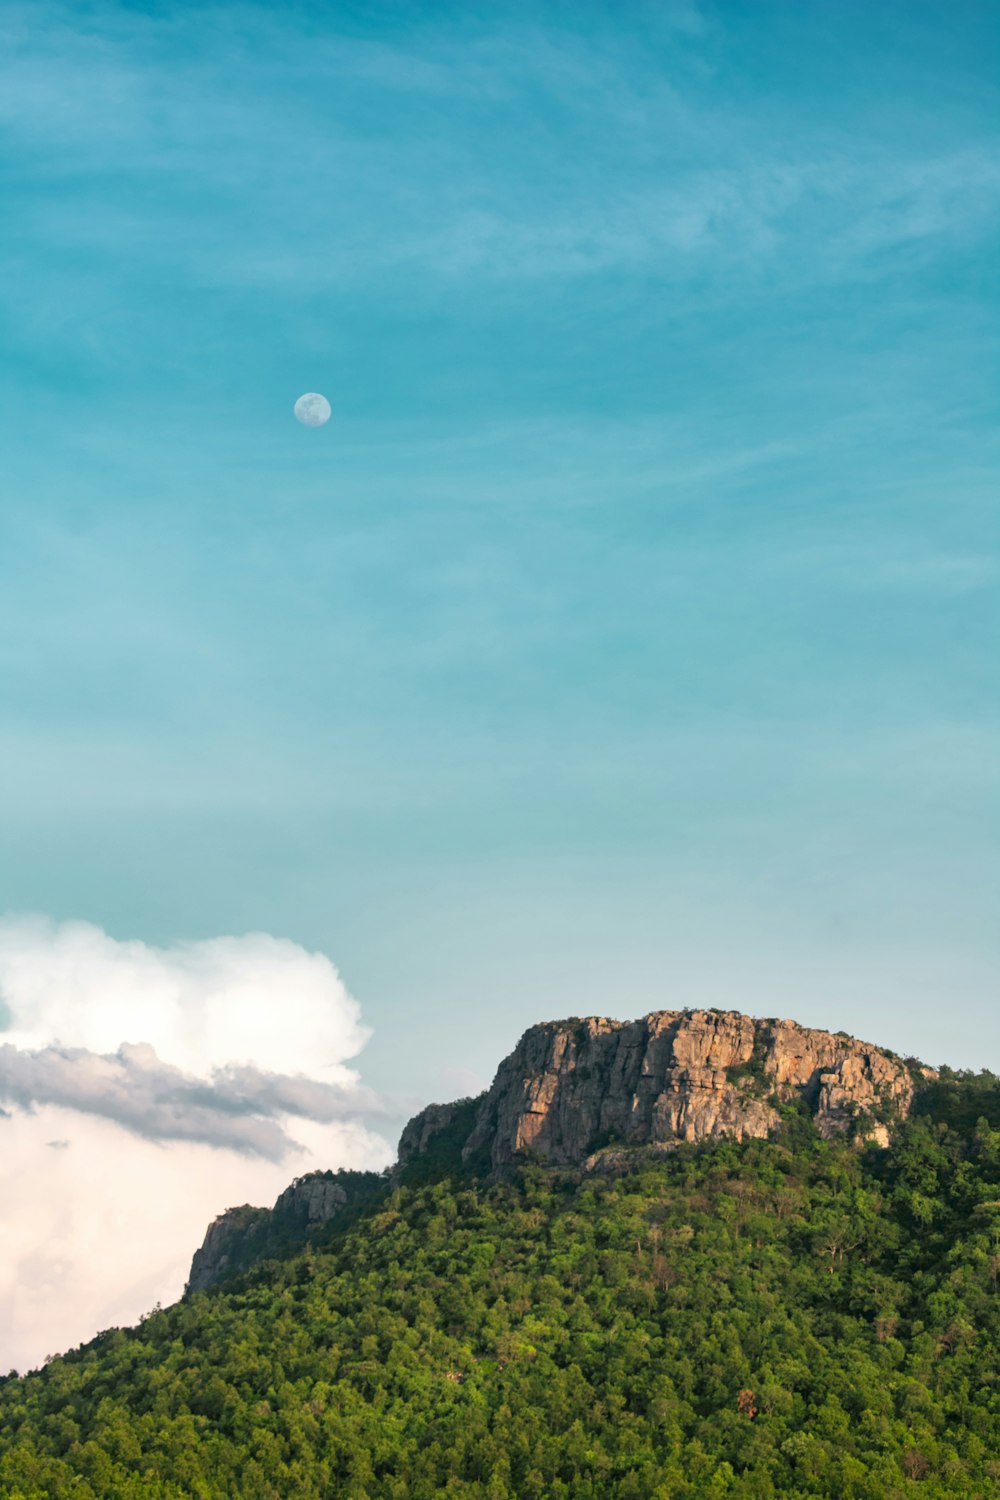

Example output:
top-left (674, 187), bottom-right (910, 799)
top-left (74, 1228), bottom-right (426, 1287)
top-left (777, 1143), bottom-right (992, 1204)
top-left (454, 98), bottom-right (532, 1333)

top-left (186, 1169), bottom-right (378, 1294)
top-left (188, 1011), bottom-right (927, 1294)
top-left (397, 1102), bottom-right (465, 1164)
top-left (400, 1010), bottom-right (924, 1175)
top-left (186, 1205), bottom-right (271, 1294)
top-left (272, 1174), bottom-right (348, 1227)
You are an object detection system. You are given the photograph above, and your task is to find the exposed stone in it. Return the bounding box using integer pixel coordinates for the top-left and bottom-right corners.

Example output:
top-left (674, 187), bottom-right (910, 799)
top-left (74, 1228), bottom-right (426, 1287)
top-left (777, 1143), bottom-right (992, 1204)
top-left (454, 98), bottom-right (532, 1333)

top-left (186, 1205), bottom-right (269, 1294)
top-left (397, 1102), bottom-right (463, 1167)
top-left (186, 1171), bottom-right (356, 1294)
top-left (273, 1174), bottom-right (348, 1226)
top-left (457, 1010), bottom-right (921, 1171)
top-left (189, 1010), bottom-right (929, 1296)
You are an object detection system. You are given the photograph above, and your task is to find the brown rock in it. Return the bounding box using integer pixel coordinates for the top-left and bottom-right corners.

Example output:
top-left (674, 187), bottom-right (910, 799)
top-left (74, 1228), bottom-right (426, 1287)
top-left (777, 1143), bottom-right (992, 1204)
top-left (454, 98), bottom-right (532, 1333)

top-left (458, 1010), bottom-right (920, 1171)
top-left (185, 1171), bottom-right (353, 1294)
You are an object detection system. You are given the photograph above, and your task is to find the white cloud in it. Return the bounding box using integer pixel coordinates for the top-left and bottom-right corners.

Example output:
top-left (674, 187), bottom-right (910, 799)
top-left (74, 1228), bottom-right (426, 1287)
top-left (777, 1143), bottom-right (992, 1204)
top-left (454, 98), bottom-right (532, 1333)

top-left (0, 916), bottom-right (369, 1077)
top-left (0, 917), bottom-right (393, 1373)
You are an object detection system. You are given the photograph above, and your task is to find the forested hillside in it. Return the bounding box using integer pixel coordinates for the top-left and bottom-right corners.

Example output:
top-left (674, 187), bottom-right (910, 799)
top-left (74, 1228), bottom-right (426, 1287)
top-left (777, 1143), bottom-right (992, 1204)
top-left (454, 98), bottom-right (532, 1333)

top-left (0, 1070), bottom-right (998, 1499)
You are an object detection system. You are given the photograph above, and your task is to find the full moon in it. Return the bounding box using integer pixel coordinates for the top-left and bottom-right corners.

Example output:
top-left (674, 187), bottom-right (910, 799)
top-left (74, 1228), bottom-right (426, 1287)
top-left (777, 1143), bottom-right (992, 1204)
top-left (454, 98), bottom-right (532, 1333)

top-left (294, 392), bottom-right (331, 427)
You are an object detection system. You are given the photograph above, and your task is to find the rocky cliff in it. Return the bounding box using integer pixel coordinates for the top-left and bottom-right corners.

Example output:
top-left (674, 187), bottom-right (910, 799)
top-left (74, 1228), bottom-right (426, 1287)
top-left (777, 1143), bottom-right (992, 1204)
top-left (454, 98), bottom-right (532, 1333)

top-left (401, 1009), bottom-right (926, 1176)
top-left (186, 1169), bottom-right (382, 1293)
top-left (186, 1204), bottom-right (270, 1294)
top-left (188, 1010), bottom-right (930, 1293)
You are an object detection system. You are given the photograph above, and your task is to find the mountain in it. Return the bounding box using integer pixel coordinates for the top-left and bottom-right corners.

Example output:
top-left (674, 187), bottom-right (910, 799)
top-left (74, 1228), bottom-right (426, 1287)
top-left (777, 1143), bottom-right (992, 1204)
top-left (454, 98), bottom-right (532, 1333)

top-left (190, 1009), bottom-right (927, 1292)
top-left (1, 1011), bottom-right (998, 1499)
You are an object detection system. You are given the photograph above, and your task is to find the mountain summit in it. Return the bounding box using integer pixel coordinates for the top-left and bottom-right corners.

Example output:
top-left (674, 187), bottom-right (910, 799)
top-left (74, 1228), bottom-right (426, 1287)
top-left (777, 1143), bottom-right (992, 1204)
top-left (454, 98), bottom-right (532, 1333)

top-left (401, 1009), bottom-right (927, 1176)
top-left (189, 1010), bottom-right (928, 1294)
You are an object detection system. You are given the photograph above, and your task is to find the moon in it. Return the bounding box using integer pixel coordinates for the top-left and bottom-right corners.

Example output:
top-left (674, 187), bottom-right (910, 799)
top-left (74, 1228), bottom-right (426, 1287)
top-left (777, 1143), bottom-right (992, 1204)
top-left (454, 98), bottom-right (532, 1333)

top-left (294, 392), bottom-right (331, 427)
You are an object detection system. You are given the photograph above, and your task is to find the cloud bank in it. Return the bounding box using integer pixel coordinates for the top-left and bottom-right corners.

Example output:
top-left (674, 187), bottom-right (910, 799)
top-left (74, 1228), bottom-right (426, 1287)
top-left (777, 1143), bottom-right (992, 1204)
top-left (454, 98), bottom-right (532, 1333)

top-left (0, 917), bottom-right (393, 1373)
top-left (0, 916), bottom-right (370, 1077)
top-left (0, 1041), bottom-right (380, 1159)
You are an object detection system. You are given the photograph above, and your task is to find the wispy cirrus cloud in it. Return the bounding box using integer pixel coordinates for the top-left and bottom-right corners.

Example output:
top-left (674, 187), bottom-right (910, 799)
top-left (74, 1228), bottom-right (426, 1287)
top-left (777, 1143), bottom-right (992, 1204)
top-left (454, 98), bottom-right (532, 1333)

top-left (1, 1), bottom-right (995, 300)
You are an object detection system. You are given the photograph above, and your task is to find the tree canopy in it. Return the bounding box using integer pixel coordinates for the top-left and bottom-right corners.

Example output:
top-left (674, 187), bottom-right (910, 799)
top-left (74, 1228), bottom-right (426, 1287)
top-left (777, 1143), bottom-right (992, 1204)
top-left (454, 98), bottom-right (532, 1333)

top-left (1, 1073), bottom-right (999, 1498)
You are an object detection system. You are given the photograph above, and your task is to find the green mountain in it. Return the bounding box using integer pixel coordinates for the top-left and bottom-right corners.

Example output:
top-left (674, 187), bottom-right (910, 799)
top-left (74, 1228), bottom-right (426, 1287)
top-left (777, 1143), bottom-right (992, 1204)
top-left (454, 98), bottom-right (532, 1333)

top-left (1, 1012), bottom-right (999, 1499)
top-left (185, 1009), bottom-right (930, 1298)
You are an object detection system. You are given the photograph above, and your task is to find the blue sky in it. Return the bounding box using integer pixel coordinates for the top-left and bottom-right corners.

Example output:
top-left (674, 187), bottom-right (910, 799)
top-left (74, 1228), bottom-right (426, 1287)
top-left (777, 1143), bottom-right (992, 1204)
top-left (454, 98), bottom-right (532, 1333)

top-left (1, 0), bottom-right (998, 1097)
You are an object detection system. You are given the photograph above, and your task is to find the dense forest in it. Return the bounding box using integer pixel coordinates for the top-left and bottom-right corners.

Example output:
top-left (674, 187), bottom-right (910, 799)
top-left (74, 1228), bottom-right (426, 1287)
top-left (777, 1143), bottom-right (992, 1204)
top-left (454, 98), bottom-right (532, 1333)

top-left (0, 1069), bottom-right (998, 1499)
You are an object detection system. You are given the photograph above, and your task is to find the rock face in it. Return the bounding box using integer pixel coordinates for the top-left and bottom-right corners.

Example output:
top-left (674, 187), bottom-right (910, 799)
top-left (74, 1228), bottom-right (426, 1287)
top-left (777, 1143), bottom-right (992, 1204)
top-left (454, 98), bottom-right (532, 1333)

top-left (397, 1102), bottom-right (464, 1164)
top-left (186, 1011), bottom-right (927, 1295)
top-left (186, 1171), bottom-right (359, 1294)
top-left (400, 1010), bottom-right (921, 1176)
top-left (272, 1174), bottom-right (348, 1227)
top-left (186, 1205), bottom-right (270, 1294)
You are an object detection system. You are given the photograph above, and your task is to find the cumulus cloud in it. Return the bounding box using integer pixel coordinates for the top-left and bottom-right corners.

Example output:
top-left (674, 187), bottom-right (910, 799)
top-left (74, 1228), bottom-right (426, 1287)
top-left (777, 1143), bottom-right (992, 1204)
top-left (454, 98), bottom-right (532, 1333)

top-left (0, 915), bottom-right (370, 1077)
top-left (0, 917), bottom-right (393, 1373)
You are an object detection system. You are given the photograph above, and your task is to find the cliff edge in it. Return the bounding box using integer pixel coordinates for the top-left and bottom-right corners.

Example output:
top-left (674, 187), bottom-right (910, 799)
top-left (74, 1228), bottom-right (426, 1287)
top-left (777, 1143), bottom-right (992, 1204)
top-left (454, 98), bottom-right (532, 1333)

top-left (401, 1009), bottom-right (928, 1176)
top-left (186, 1169), bottom-right (382, 1293)
top-left (187, 1009), bottom-right (931, 1294)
